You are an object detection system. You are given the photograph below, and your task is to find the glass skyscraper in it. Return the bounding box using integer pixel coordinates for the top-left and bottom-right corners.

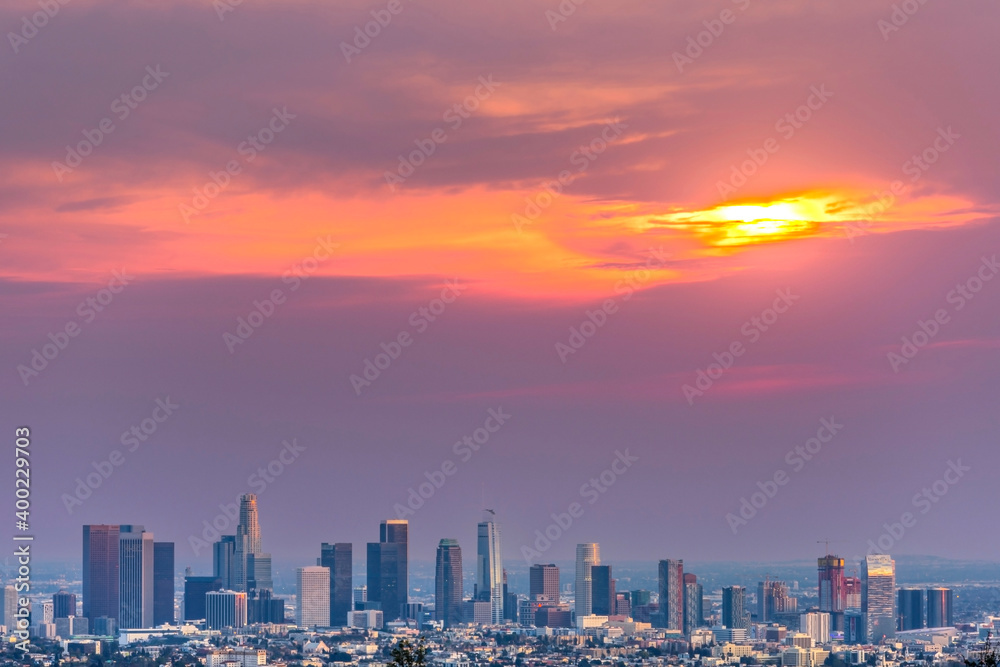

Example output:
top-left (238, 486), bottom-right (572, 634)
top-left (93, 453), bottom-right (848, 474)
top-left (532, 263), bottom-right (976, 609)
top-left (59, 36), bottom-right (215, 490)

top-left (658, 559), bottom-right (684, 630)
top-left (476, 512), bottom-right (503, 624)
top-left (320, 543), bottom-right (353, 626)
top-left (862, 554), bottom-right (896, 641)
top-left (83, 525), bottom-right (120, 623)
top-left (435, 539), bottom-right (463, 628)
top-left (575, 543), bottom-right (600, 617)
top-left (367, 519), bottom-right (408, 621)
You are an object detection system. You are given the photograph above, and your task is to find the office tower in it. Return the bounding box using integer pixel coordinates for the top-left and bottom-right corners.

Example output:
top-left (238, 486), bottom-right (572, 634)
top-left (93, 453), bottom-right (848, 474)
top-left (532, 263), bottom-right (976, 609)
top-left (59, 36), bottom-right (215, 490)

top-left (503, 569), bottom-right (518, 622)
top-left (759, 579), bottom-right (795, 622)
top-left (233, 494), bottom-right (262, 591)
top-left (31, 601), bottom-right (53, 624)
top-left (435, 539), bottom-right (463, 628)
top-left (246, 553), bottom-right (273, 593)
top-left (615, 593), bottom-right (631, 618)
top-left (683, 573), bottom-right (703, 634)
top-left (119, 525), bottom-right (154, 629)
top-left (658, 559), bottom-right (683, 630)
top-left (926, 588), bottom-right (953, 628)
top-left (897, 588), bottom-right (923, 630)
top-left (722, 586), bottom-right (749, 629)
top-left (92, 616), bottom-right (117, 636)
top-left (183, 576), bottom-right (222, 621)
top-left (52, 590), bottom-right (77, 619)
top-left (248, 588), bottom-right (285, 624)
top-left (153, 542), bottom-right (174, 626)
top-left (3, 585), bottom-right (17, 631)
top-left (476, 512), bottom-right (503, 624)
top-left (530, 564), bottom-right (560, 602)
top-left (296, 566), bottom-right (331, 628)
top-left (320, 543), bottom-right (353, 626)
top-left (575, 543), bottom-right (600, 617)
top-left (862, 555), bottom-right (896, 641)
top-left (83, 525), bottom-right (120, 623)
top-left (205, 590), bottom-right (247, 630)
top-left (630, 589), bottom-right (651, 607)
top-left (591, 565), bottom-right (615, 616)
top-left (800, 612), bottom-right (831, 643)
top-left (818, 556), bottom-right (846, 613)
top-left (213, 536), bottom-right (236, 589)
top-left (55, 615), bottom-right (88, 638)
top-left (844, 576), bottom-right (862, 609)
top-left (367, 520), bottom-right (408, 621)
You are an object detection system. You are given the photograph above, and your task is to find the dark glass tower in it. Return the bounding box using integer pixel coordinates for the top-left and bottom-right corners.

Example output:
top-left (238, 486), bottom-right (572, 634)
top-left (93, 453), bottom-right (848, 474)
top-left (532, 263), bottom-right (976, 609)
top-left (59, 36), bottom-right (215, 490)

top-left (591, 565), bottom-right (615, 616)
top-left (367, 520), bottom-right (407, 621)
top-left (183, 576), bottom-right (221, 621)
top-left (722, 585), bottom-right (748, 629)
top-left (320, 543), bottom-right (353, 626)
top-left (435, 539), bottom-right (463, 628)
top-left (83, 525), bottom-right (120, 623)
top-left (153, 542), bottom-right (174, 626)
top-left (529, 564), bottom-right (560, 602)
top-left (926, 588), bottom-right (953, 628)
top-left (897, 588), bottom-right (923, 630)
top-left (53, 590), bottom-right (77, 619)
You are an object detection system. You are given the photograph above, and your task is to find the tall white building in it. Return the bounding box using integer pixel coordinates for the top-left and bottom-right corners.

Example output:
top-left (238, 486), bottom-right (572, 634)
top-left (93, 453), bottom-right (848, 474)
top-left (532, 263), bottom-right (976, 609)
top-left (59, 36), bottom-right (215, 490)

top-left (233, 495), bottom-right (262, 591)
top-left (119, 525), bottom-right (154, 629)
top-left (476, 511), bottom-right (503, 624)
top-left (800, 612), bottom-right (831, 644)
top-left (575, 543), bottom-right (600, 617)
top-left (205, 590), bottom-right (247, 630)
top-left (297, 566), bottom-right (331, 628)
top-left (2, 585), bottom-right (17, 631)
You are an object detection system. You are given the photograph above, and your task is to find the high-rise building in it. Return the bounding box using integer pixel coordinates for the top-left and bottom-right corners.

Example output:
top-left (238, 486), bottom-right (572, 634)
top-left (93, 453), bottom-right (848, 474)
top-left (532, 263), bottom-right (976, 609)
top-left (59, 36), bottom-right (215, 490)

top-left (118, 525), bottom-right (154, 628)
top-left (683, 573), bottom-right (703, 634)
top-left (320, 543), bottom-right (353, 626)
top-left (658, 559), bottom-right (684, 630)
top-left (758, 579), bottom-right (796, 622)
top-left (83, 525), bottom-right (120, 623)
top-left (844, 576), bottom-right (862, 609)
top-left (575, 543), bottom-right (600, 617)
top-left (897, 588), bottom-right (923, 631)
top-left (213, 536), bottom-right (236, 590)
top-left (248, 588), bottom-right (285, 624)
top-left (722, 586), bottom-right (749, 630)
top-left (926, 588), bottom-right (953, 628)
top-left (862, 555), bottom-right (896, 641)
top-left (296, 566), bottom-right (331, 628)
top-left (630, 590), bottom-right (651, 607)
top-left (435, 539), bottom-right (463, 628)
top-left (530, 564), bottom-right (560, 602)
top-left (502, 569), bottom-right (518, 622)
top-left (52, 591), bottom-right (77, 619)
top-left (183, 576), bottom-right (222, 621)
top-left (591, 565), bottom-right (615, 616)
top-left (233, 495), bottom-right (262, 592)
top-left (476, 512), bottom-right (503, 624)
top-left (205, 590), bottom-right (247, 630)
top-left (4, 585), bottom-right (19, 630)
top-left (800, 612), bottom-right (831, 643)
top-left (367, 520), bottom-right (408, 621)
top-left (246, 553), bottom-right (273, 594)
top-left (818, 556), bottom-right (846, 613)
top-left (153, 542), bottom-right (174, 626)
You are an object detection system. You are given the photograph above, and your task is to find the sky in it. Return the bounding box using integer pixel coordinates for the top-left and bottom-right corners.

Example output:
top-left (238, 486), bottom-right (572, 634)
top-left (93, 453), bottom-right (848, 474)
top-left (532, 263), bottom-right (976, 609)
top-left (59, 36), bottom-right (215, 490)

top-left (2, 0), bottom-right (1000, 575)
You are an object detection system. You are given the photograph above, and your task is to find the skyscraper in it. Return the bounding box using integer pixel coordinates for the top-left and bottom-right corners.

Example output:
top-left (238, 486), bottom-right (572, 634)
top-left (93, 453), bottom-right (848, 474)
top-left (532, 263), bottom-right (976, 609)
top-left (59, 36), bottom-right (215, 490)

top-left (296, 566), bottom-right (331, 628)
top-left (3, 585), bottom-right (18, 631)
top-left (862, 555), bottom-right (896, 641)
top-left (205, 590), bottom-right (247, 630)
top-left (722, 585), bottom-right (749, 629)
top-left (320, 543), bottom-right (353, 626)
top-left (435, 539), bottom-right (463, 628)
top-left (530, 564), bottom-right (560, 603)
top-left (575, 543), bottom-right (600, 617)
top-left (683, 573), bottom-right (703, 635)
top-left (233, 494), bottom-right (262, 591)
top-left (818, 556), bottom-right (846, 613)
top-left (153, 542), bottom-right (174, 626)
top-left (246, 553), bottom-right (273, 593)
top-left (758, 579), bottom-right (796, 622)
top-left (591, 565), bottom-right (615, 616)
top-left (213, 535), bottom-right (236, 590)
top-left (926, 588), bottom-right (953, 628)
top-left (183, 576), bottom-right (221, 621)
top-left (844, 576), bottom-right (862, 609)
top-left (367, 519), bottom-right (408, 621)
top-left (800, 612), bottom-right (832, 643)
top-left (119, 525), bottom-right (154, 629)
top-left (476, 512), bottom-right (503, 624)
top-left (83, 525), bottom-right (120, 623)
top-left (658, 559), bottom-right (683, 630)
top-left (897, 588), bottom-right (923, 631)
top-left (52, 591), bottom-right (77, 619)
